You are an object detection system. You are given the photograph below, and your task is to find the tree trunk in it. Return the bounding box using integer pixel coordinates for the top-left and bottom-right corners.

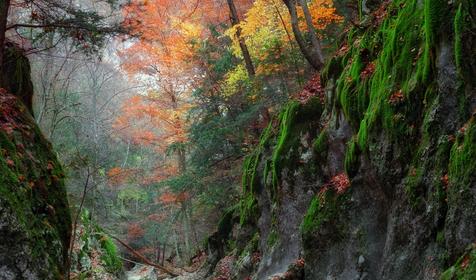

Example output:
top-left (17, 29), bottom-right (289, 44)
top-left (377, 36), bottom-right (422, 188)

top-left (178, 147), bottom-right (186, 173)
top-left (298, 0), bottom-right (324, 63)
top-left (283, 0), bottom-right (323, 70)
top-left (226, 0), bottom-right (255, 77)
top-left (156, 241), bottom-right (161, 263)
top-left (161, 242), bottom-right (166, 265)
top-left (182, 203), bottom-right (191, 262)
top-left (174, 231), bottom-right (183, 265)
top-left (0, 0), bottom-right (10, 87)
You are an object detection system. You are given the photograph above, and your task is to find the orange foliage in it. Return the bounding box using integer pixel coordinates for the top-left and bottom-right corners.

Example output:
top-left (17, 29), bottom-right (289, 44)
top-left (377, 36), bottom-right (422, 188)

top-left (147, 213), bottom-right (167, 222)
top-left (389, 90), bottom-right (405, 105)
top-left (304, 0), bottom-right (343, 30)
top-left (157, 191), bottom-right (190, 205)
top-left (113, 94), bottom-right (188, 152)
top-left (319, 173), bottom-right (351, 195)
top-left (127, 223), bottom-right (145, 239)
top-left (121, 0), bottom-right (254, 79)
top-left (142, 164), bottom-right (178, 185)
top-left (330, 173), bottom-right (351, 194)
top-left (107, 167), bottom-right (138, 187)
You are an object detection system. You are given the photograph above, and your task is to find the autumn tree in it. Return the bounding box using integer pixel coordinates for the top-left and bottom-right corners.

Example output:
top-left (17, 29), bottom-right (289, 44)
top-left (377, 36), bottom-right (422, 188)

top-left (227, 0), bottom-right (255, 77)
top-left (282, 0), bottom-right (341, 70)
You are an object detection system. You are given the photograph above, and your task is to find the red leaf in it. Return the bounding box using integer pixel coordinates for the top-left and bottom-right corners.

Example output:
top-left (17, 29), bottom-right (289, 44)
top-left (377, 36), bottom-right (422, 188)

top-left (6, 158), bottom-right (14, 168)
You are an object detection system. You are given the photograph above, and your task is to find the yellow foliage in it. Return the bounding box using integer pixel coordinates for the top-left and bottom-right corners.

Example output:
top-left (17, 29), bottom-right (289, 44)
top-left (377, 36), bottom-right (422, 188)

top-left (222, 64), bottom-right (249, 97)
top-left (225, 0), bottom-right (342, 75)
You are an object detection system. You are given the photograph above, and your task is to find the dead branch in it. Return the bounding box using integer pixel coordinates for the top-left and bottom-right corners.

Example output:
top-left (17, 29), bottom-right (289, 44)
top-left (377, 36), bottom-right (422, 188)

top-left (110, 235), bottom-right (180, 277)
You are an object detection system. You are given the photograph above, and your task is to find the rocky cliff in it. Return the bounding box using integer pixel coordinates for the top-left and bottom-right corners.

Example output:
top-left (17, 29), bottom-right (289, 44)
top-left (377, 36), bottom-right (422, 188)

top-left (197, 0), bottom-right (476, 279)
top-left (0, 47), bottom-right (71, 279)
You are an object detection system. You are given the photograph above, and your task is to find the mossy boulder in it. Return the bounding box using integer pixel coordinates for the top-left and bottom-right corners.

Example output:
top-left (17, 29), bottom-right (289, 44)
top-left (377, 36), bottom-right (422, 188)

top-left (0, 91), bottom-right (71, 278)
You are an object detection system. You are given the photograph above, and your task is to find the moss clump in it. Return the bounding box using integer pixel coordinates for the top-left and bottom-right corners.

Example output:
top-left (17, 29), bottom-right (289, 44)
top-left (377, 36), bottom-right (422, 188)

top-left (313, 128), bottom-right (328, 159)
top-left (344, 137), bottom-right (361, 177)
top-left (441, 245), bottom-right (476, 280)
top-left (404, 164), bottom-right (425, 208)
top-left (422, 0), bottom-right (447, 82)
top-left (239, 99), bottom-right (323, 225)
top-left (240, 192), bottom-right (259, 225)
top-left (321, 55), bottom-right (343, 84)
top-left (271, 99), bottom-right (323, 190)
top-left (240, 127), bottom-right (270, 225)
top-left (271, 101), bottom-right (300, 190)
top-left (266, 230), bottom-right (279, 248)
top-left (73, 209), bottom-right (122, 275)
top-left (453, 0), bottom-right (476, 83)
top-left (448, 118), bottom-right (476, 192)
top-left (358, 3), bottom-right (423, 143)
top-left (301, 189), bottom-right (346, 238)
top-left (334, 0), bottom-right (443, 152)
top-left (99, 235), bottom-right (122, 273)
top-left (453, 4), bottom-right (464, 75)
top-left (336, 47), bottom-right (369, 128)
top-left (240, 122), bottom-right (274, 225)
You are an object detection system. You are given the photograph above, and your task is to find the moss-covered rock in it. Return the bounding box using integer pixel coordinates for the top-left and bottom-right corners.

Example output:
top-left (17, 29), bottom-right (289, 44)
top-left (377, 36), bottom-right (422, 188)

top-left (204, 0), bottom-right (476, 279)
top-left (0, 92), bottom-right (71, 279)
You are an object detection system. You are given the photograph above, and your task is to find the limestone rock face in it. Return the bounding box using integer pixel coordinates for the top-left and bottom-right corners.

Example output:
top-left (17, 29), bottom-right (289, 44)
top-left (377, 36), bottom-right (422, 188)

top-left (0, 60), bottom-right (71, 278)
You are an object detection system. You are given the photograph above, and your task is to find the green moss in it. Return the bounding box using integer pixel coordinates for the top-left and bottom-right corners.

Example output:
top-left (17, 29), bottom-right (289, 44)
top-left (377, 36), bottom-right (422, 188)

top-left (218, 204), bottom-right (238, 235)
top-left (344, 137), bottom-right (361, 177)
top-left (453, 4), bottom-right (463, 75)
top-left (0, 109), bottom-right (71, 278)
top-left (301, 196), bottom-right (321, 236)
top-left (448, 118), bottom-right (476, 192)
top-left (422, 0), bottom-right (446, 83)
top-left (271, 101), bottom-right (300, 190)
top-left (321, 55), bottom-right (343, 84)
top-left (239, 99), bottom-right (323, 225)
top-left (267, 230), bottom-right (279, 248)
top-left (301, 189), bottom-right (343, 237)
top-left (271, 99), bottom-right (324, 192)
top-left (75, 210), bottom-right (122, 276)
top-left (453, 0), bottom-right (475, 83)
top-left (240, 122), bottom-right (274, 225)
top-left (336, 49), bottom-right (368, 127)
top-left (313, 128), bottom-right (328, 159)
top-left (239, 232), bottom-right (260, 259)
top-left (240, 192), bottom-right (259, 225)
top-left (441, 245), bottom-right (476, 280)
top-left (436, 231), bottom-right (445, 246)
top-left (99, 235), bottom-right (122, 273)
top-left (333, 0), bottom-right (440, 152)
